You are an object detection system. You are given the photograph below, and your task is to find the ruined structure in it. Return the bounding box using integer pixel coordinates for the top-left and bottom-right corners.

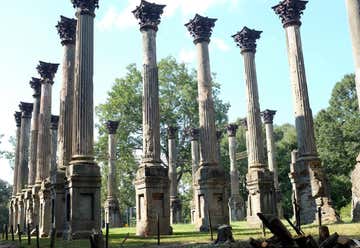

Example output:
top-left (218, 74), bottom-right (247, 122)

top-left (233, 27), bottom-right (276, 226)
top-left (64, 0), bottom-right (101, 239)
top-left (133, 0), bottom-right (171, 236)
top-left (261, 109), bottom-right (282, 217)
top-left (189, 128), bottom-right (200, 224)
top-left (186, 14), bottom-right (229, 231)
top-left (104, 120), bottom-right (122, 228)
top-left (273, 0), bottom-right (338, 223)
top-left (345, 0), bottom-right (360, 223)
top-left (168, 126), bottom-right (182, 225)
top-left (227, 124), bottom-right (245, 221)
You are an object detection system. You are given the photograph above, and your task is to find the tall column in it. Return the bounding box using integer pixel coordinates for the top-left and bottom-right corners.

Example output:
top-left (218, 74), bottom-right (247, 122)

top-left (65, 0), bottom-right (101, 239)
top-left (34, 61), bottom-right (58, 237)
top-left (133, 0), bottom-right (170, 236)
top-left (186, 14), bottom-right (229, 231)
top-left (11, 112), bottom-right (21, 228)
top-left (17, 102), bottom-right (33, 232)
top-left (233, 27), bottom-right (276, 226)
top-left (240, 118), bottom-right (250, 166)
top-left (261, 109), bottom-right (282, 217)
top-left (289, 150), bottom-right (299, 221)
top-left (189, 128), bottom-right (200, 224)
top-left (227, 124), bottom-right (245, 221)
top-left (104, 121), bottom-right (121, 227)
top-left (26, 78), bottom-right (41, 228)
top-left (52, 16), bottom-right (76, 237)
top-left (168, 126), bottom-right (181, 224)
top-left (273, 0), bottom-right (338, 223)
top-left (344, 0), bottom-right (360, 223)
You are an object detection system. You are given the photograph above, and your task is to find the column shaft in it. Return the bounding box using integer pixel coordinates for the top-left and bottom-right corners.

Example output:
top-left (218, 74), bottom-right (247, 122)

top-left (229, 136), bottom-right (240, 196)
top-left (107, 133), bottom-right (116, 198)
top-left (28, 93), bottom-right (40, 187)
top-left (12, 113), bottom-right (21, 196)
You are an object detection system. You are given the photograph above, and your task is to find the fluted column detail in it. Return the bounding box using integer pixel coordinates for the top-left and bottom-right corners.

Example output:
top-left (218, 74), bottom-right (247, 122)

top-left (190, 128), bottom-right (200, 183)
top-left (345, 0), bottom-right (360, 110)
top-left (227, 125), bottom-right (239, 197)
top-left (168, 126), bottom-right (178, 199)
top-left (50, 116), bottom-right (59, 174)
top-left (106, 121), bottom-right (119, 199)
top-left (12, 112), bottom-right (22, 196)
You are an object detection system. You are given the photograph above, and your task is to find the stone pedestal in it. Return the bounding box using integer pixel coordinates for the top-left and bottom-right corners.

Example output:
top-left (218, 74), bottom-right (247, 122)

top-left (104, 121), bottom-right (122, 228)
top-left (16, 195), bottom-right (25, 233)
top-left (352, 155), bottom-right (360, 222)
top-left (190, 128), bottom-right (200, 224)
top-left (64, 0), bottom-right (101, 239)
top-left (233, 27), bottom-right (276, 227)
top-left (227, 124), bottom-right (245, 221)
top-left (186, 14), bottom-right (229, 231)
top-left (273, 0), bottom-right (338, 224)
top-left (133, 1), bottom-right (171, 236)
top-left (39, 180), bottom-right (51, 237)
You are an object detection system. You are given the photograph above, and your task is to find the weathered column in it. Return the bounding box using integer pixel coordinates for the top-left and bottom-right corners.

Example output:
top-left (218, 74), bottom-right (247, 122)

top-left (104, 120), bottom-right (121, 227)
top-left (273, 0), bottom-right (338, 223)
top-left (11, 112), bottom-right (22, 228)
top-left (133, 0), bottom-right (170, 236)
top-left (26, 78), bottom-right (41, 228)
top-left (344, 0), bottom-right (360, 223)
top-left (168, 126), bottom-right (181, 225)
top-left (227, 124), bottom-right (245, 221)
top-left (186, 14), bottom-right (229, 231)
top-left (189, 128), bottom-right (200, 224)
top-left (65, 0), bottom-right (101, 239)
top-left (240, 118), bottom-right (250, 166)
top-left (216, 130), bottom-right (223, 163)
top-left (289, 150), bottom-right (300, 220)
top-left (261, 109), bottom-right (282, 217)
top-left (17, 102), bottom-right (33, 232)
top-left (34, 61), bottom-right (58, 237)
top-left (233, 27), bottom-right (276, 226)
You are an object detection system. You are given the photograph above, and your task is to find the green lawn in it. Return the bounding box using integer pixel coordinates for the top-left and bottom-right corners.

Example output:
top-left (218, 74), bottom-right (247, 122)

top-left (1, 221), bottom-right (360, 248)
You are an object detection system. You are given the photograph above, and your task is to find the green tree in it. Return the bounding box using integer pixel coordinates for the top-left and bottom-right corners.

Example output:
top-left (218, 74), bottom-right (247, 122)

top-left (95, 56), bottom-right (230, 222)
top-left (0, 179), bottom-right (12, 225)
top-left (314, 74), bottom-right (360, 211)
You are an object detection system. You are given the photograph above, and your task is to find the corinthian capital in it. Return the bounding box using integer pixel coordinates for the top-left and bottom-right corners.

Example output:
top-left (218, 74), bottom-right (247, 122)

top-left (261, 109), bottom-right (277, 124)
top-left (106, 120), bottom-right (119, 135)
top-left (232, 26), bottom-right (262, 54)
top-left (14, 111), bottom-right (22, 127)
top-left (36, 61), bottom-right (59, 83)
top-left (71, 0), bottom-right (99, 16)
top-left (227, 124), bottom-right (238, 137)
top-left (56, 16), bottom-right (77, 45)
top-left (167, 126), bottom-right (178, 140)
top-left (30, 77), bottom-right (41, 98)
top-left (19, 102), bottom-right (33, 118)
top-left (185, 14), bottom-right (217, 44)
top-left (272, 0), bottom-right (308, 28)
top-left (132, 0), bottom-right (166, 31)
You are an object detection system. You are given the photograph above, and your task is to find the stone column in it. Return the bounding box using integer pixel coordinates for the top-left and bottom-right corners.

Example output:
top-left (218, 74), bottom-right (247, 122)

top-left (289, 150), bottom-right (299, 221)
top-left (104, 121), bottom-right (121, 228)
top-left (17, 102), bottom-right (33, 232)
top-left (189, 128), bottom-right (200, 224)
top-left (273, 0), bottom-right (338, 223)
top-left (216, 130), bottom-right (223, 163)
top-left (133, 0), bottom-right (170, 236)
top-left (52, 16), bottom-right (76, 237)
top-left (232, 27), bottom-right (276, 227)
top-left (65, 0), bottom-right (101, 239)
top-left (227, 124), bottom-right (245, 221)
top-left (186, 14), bottom-right (229, 231)
top-left (344, 0), bottom-right (360, 223)
top-left (11, 112), bottom-right (21, 228)
top-left (168, 126), bottom-right (181, 225)
top-left (34, 61), bottom-right (58, 237)
top-left (261, 109), bottom-right (283, 217)
top-left (240, 118), bottom-right (250, 166)
top-left (26, 78), bottom-right (41, 228)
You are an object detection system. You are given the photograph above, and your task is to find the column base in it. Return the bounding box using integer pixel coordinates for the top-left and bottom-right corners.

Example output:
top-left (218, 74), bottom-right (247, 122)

top-left (39, 180), bottom-right (52, 237)
top-left (51, 170), bottom-right (66, 237)
top-left (351, 156), bottom-right (360, 222)
top-left (316, 197), bottom-right (340, 224)
top-left (104, 197), bottom-right (122, 228)
top-left (228, 194), bottom-right (245, 222)
top-left (170, 196), bottom-right (182, 225)
top-left (16, 193), bottom-right (25, 233)
top-left (193, 165), bottom-right (229, 232)
top-left (31, 183), bottom-right (41, 235)
top-left (64, 160), bottom-right (101, 240)
top-left (246, 169), bottom-right (276, 228)
top-left (25, 187), bottom-right (34, 228)
top-left (135, 163), bottom-right (171, 237)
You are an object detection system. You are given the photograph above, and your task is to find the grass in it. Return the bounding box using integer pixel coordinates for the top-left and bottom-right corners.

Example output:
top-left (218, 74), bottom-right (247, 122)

top-left (1, 221), bottom-right (360, 248)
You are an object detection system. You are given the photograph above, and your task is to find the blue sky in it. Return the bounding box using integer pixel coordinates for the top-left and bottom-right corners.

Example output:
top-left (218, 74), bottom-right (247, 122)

top-left (0, 0), bottom-right (354, 183)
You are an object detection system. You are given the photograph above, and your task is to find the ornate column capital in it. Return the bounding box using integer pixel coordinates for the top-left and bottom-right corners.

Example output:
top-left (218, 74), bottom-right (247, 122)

top-left (36, 61), bottom-right (59, 83)
top-left (132, 0), bottom-right (166, 31)
top-left (51, 115), bottom-right (59, 130)
top-left (216, 130), bottom-right (223, 141)
top-left (261, 109), bottom-right (277, 124)
top-left (239, 118), bottom-right (248, 131)
top-left (71, 0), bottom-right (99, 16)
top-left (227, 124), bottom-right (238, 137)
top-left (189, 128), bottom-right (200, 141)
top-left (272, 0), bottom-right (308, 28)
top-left (167, 126), bottom-right (178, 140)
top-left (232, 26), bottom-right (262, 54)
top-left (30, 77), bottom-right (41, 98)
top-left (106, 120), bottom-right (119, 135)
top-left (14, 111), bottom-right (22, 127)
top-left (56, 16), bottom-right (77, 46)
top-left (19, 102), bottom-right (33, 118)
top-left (185, 14), bottom-right (217, 44)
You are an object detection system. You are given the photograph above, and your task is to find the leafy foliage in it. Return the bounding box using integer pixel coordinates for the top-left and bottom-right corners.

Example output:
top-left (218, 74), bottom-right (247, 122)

top-left (0, 179), bottom-right (12, 225)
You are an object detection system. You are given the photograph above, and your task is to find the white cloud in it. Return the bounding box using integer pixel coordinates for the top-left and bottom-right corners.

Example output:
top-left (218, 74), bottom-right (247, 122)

top-left (179, 48), bottom-right (196, 63)
top-left (97, 0), bottom-right (241, 31)
top-left (212, 37), bottom-right (230, 52)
